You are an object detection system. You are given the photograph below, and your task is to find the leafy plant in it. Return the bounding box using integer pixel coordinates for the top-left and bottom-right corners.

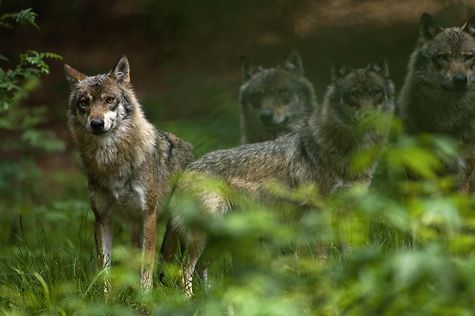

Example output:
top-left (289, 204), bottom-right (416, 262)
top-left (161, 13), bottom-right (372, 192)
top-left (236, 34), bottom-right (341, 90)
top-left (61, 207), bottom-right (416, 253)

top-left (0, 7), bottom-right (63, 201)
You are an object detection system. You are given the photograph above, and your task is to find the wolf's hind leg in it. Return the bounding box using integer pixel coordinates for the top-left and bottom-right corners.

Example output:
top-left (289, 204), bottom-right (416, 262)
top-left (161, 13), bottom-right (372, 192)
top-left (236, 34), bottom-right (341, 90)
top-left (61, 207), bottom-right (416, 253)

top-left (181, 233), bottom-right (206, 298)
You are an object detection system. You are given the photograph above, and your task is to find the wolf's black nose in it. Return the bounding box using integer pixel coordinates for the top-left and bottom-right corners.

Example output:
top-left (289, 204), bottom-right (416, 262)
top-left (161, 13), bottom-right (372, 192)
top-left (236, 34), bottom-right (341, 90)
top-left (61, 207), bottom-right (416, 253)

top-left (90, 119), bottom-right (105, 132)
top-left (453, 75), bottom-right (468, 87)
top-left (260, 110), bottom-right (274, 125)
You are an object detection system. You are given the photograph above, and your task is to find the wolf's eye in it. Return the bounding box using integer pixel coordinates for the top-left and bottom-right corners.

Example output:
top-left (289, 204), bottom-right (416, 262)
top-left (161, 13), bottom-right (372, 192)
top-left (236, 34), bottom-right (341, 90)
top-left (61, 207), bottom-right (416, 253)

top-left (79, 99), bottom-right (88, 108)
top-left (106, 97), bottom-right (115, 104)
top-left (464, 54), bottom-right (474, 62)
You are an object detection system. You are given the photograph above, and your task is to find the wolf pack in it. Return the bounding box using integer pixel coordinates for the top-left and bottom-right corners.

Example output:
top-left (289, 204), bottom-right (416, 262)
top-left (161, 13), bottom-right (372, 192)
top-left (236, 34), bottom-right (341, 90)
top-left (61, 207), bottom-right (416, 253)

top-left (63, 13), bottom-right (475, 297)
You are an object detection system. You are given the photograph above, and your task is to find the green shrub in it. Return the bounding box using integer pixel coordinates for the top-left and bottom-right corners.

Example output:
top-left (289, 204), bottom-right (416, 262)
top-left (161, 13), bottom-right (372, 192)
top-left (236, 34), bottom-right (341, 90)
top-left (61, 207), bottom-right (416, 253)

top-left (0, 7), bottom-right (62, 205)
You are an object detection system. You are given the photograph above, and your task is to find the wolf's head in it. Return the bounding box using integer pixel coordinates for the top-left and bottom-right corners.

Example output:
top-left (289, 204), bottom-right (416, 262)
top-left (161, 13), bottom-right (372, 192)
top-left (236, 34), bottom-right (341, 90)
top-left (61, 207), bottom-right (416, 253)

top-left (414, 13), bottom-right (475, 93)
top-left (326, 55), bottom-right (394, 128)
top-left (65, 56), bottom-right (135, 136)
top-left (239, 50), bottom-right (315, 135)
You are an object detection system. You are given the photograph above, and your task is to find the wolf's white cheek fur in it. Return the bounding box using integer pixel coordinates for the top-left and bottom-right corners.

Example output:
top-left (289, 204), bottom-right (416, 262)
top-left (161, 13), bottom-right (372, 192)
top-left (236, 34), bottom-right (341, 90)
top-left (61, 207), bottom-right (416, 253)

top-left (102, 111), bottom-right (116, 131)
top-left (107, 103), bottom-right (128, 131)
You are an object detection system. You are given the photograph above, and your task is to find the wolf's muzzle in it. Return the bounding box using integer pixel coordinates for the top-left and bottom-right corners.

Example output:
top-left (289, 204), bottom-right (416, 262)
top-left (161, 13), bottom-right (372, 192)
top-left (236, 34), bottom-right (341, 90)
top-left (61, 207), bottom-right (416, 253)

top-left (90, 118), bottom-right (105, 134)
top-left (453, 74), bottom-right (468, 89)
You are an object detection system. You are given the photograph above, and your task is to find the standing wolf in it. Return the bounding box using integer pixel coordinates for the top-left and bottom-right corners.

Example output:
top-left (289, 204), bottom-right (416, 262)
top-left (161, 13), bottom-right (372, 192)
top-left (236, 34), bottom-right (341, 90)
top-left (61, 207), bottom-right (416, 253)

top-left (64, 56), bottom-right (194, 290)
top-left (399, 13), bottom-right (475, 189)
top-left (239, 50), bottom-right (317, 143)
top-left (159, 50), bottom-right (317, 272)
top-left (168, 56), bottom-right (395, 296)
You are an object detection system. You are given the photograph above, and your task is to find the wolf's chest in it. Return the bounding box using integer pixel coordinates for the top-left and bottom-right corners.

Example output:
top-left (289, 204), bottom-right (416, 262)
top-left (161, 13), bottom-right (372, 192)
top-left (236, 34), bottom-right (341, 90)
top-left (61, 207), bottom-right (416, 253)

top-left (92, 175), bottom-right (149, 220)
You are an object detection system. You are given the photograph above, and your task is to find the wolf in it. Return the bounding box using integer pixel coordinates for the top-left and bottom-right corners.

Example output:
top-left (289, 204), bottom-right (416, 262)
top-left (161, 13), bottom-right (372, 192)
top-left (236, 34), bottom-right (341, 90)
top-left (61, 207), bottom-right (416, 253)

top-left (399, 13), bottom-right (475, 189)
top-left (159, 50), bottom-right (317, 277)
top-left (166, 56), bottom-right (395, 297)
top-left (64, 56), bottom-right (194, 291)
top-left (239, 50), bottom-right (317, 143)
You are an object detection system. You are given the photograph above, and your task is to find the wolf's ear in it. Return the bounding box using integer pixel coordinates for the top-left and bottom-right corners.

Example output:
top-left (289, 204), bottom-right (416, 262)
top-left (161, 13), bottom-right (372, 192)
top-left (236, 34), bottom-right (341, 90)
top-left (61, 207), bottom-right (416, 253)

top-left (64, 64), bottom-right (86, 84)
top-left (285, 49), bottom-right (304, 75)
top-left (463, 14), bottom-right (475, 36)
top-left (240, 56), bottom-right (255, 81)
top-left (331, 57), bottom-right (346, 82)
top-left (109, 55), bottom-right (130, 83)
top-left (420, 13), bottom-right (441, 40)
top-left (370, 54), bottom-right (389, 78)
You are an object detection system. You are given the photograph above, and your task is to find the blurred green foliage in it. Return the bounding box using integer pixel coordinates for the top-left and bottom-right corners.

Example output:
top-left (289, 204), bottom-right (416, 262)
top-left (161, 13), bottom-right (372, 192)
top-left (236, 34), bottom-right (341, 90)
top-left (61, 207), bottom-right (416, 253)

top-left (3, 6), bottom-right (475, 316)
top-left (0, 7), bottom-right (63, 204)
top-left (3, 127), bottom-right (475, 315)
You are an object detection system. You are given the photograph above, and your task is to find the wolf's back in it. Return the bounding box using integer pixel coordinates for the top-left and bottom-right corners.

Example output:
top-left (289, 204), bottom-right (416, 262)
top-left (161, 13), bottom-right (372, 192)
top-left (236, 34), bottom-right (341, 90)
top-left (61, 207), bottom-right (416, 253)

top-left (157, 131), bottom-right (194, 172)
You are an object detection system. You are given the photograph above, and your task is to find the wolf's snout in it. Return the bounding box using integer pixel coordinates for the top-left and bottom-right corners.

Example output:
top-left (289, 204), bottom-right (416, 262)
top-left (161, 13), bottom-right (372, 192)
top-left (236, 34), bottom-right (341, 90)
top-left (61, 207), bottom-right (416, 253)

top-left (90, 118), bottom-right (105, 133)
top-left (260, 110), bottom-right (274, 125)
top-left (453, 74), bottom-right (468, 88)
top-left (260, 110), bottom-right (289, 126)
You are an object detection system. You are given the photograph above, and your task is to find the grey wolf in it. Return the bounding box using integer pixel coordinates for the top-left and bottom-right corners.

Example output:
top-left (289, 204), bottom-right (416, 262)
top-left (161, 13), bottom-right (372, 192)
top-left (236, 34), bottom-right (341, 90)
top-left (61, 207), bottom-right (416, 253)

top-left (168, 55), bottom-right (395, 296)
top-left (399, 13), bottom-right (475, 189)
top-left (239, 50), bottom-right (317, 143)
top-left (64, 56), bottom-right (194, 291)
top-left (160, 50), bottom-right (318, 280)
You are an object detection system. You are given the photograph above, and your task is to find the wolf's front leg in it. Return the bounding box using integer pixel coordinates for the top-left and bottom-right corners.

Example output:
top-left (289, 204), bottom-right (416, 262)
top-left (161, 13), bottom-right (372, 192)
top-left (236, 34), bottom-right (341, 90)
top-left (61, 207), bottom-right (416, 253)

top-left (94, 217), bottom-right (113, 295)
top-left (141, 211), bottom-right (157, 290)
